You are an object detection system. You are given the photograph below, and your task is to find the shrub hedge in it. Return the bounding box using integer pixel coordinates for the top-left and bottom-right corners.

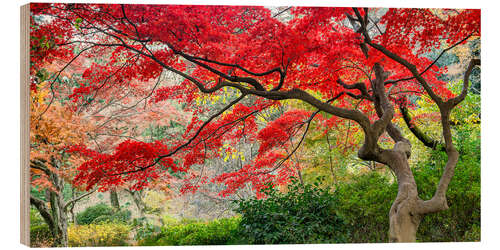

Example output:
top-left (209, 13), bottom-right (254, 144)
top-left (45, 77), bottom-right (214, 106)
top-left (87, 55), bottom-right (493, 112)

top-left (235, 177), bottom-right (348, 244)
top-left (139, 217), bottom-right (240, 246)
top-left (76, 203), bottom-right (114, 225)
top-left (76, 203), bottom-right (131, 225)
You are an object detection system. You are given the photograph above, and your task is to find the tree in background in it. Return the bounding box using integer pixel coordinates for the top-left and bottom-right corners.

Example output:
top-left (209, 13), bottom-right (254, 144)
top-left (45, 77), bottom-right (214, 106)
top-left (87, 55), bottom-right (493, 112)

top-left (30, 4), bottom-right (480, 242)
top-left (29, 81), bottom-right (96, 246)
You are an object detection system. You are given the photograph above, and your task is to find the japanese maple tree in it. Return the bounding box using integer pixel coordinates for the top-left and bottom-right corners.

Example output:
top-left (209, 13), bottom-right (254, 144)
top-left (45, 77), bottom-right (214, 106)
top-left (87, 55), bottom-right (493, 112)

top-left (30, 3), bottom-right (480, 242)
top-left (29, 81), bottom-right (97, 246)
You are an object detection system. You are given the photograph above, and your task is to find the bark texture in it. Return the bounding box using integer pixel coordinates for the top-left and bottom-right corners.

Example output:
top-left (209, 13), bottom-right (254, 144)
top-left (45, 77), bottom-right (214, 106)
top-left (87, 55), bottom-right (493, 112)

top-left (126, 189), bottom-right (147, 217)
top-left (385, 145), bottom-right (422, 242)
top-left (30, 159), bottom-right (95, 246)
top-left (110, 189), bottom-right (121, 211)
top-left (30, 159), bottom-right (69, 246)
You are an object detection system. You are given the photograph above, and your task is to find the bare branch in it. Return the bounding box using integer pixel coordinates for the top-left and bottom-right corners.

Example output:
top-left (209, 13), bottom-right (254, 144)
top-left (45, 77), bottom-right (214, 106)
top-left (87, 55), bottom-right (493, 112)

top-left (417, 59), bottom-right (481, 215)
top-left (35, 45), bottom-right (96, 120)
top-left (399, 104), bottom-right (444, 151)
top-left (336, 79), bottom-right (372, 100)
top-left (384, 33), bottom-right (477, 86)
top-left (450, 59), bottom-right (481, 106)
top-left (113, 93), bottom-right (247, 175)
top-left (64, 189), bottom-right (97, 210)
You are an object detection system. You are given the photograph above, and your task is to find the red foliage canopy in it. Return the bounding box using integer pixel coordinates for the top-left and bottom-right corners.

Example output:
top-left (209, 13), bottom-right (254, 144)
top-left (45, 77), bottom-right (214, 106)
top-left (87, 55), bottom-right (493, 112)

top-left (30, 4), bottom-right (480, 196)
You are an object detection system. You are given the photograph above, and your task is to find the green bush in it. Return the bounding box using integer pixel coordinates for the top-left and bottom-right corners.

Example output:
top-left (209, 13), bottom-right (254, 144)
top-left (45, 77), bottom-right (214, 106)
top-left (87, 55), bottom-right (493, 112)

top-left (93, 209), bottom-right (132, 224)
top-left (132, 217), bottom-right (163, 242)
top-left (334, 172), bottom-right (397, 243)
top-left (30, 207), bottom-right (45, 226)
top-left (76, 203), bottom-right (114, 225)
top-left (139, 217), bottom-right (241, 246)
top-left (235, 177), bottom-right (348, 244)
top-left (76, 203), bottom-right (132, 225)
top-left (464, 224), bottom-right (480, 242)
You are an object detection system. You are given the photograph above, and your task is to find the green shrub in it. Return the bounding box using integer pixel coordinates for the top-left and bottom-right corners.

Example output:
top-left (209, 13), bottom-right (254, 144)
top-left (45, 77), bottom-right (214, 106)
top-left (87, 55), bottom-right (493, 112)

top-left (76, 203), bottom-right (114, 225)
top-left (464, 224), bottom-right (480, 242)
top-left (93, 209), bottom-right (132, 224)
top-left (235, 177), bottom-right (348, 244)
top-left (68, 223), bottom-right (130, 247)
top-left (161, 215), bottom-right (179, 226)
top-left (334, 172), bottom-right (397, 243)
top-left (179, 218), bottom-right (241, 245)
top-left (30, 208), bottom-right (45, 227)
top-left (133, 217), bottom-right (162, 242)
top-left (139, 217), bottom-right (241, 246)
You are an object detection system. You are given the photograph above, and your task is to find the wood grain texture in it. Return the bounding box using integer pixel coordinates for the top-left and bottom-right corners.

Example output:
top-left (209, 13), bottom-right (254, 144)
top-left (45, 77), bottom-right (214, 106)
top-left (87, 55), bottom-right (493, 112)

top-left (20, 3), bottom-right (30, 246)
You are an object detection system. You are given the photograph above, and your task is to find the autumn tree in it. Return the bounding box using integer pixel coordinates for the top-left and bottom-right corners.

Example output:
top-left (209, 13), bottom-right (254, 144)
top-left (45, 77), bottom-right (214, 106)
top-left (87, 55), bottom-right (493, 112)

top-left (30, 4), bottom-right (480, 242)
top-left (29, 81), bottom-right (96, 246)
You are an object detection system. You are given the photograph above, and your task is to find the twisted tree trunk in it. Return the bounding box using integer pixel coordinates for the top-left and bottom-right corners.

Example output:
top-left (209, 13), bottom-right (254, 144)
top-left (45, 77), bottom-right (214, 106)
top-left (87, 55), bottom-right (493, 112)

top-left (30, 167), bottom-right (69, 247)
top-left (384, 144), bottom-right (422, 242)
top-left (389, 191), bottom-right (422, 242)
top-left (352, 61), bottom-right (477, 242)
top-left (30, 159), bottom-right (96, 247)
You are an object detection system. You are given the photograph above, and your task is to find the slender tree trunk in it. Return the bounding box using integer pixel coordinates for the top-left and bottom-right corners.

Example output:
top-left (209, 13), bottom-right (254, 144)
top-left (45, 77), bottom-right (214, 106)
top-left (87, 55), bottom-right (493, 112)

top-left (70, 188), bottom-right (77, 225)
top-left (126, 189), bottom-right (146, 217)
top-left (110, 189), bottom-right (120, 211)
top-left (296, 168), bottom-right (304, 186)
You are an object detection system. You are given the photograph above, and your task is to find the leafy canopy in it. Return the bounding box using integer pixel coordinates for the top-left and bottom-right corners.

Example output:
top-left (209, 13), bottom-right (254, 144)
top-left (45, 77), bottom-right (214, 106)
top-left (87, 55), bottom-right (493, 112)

top-left (30, 4), bottom-right (480, 195)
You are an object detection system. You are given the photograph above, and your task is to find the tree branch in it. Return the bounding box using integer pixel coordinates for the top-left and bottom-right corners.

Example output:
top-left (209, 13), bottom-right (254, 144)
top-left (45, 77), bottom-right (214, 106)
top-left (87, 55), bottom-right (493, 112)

top-left (417, 59), bottom-right (481, 214)
top-left (30, 160), bottom-right (53, 177)
top-left (63, 189), bottom-right (97, 210)
top-left (166, 44), bottom-right (268, 91)
top-left (113, 93), bottom-right (247, 175)
top-left (30, 195), bottom-right (55, 230)
top-left (399, 104), bottom-right (445, 151)
top-left (451, 59), bottom-right (481, 106)
top-left (336, 79), bottom-right (372, 101)
top-left (384, 32), bottom-right (477, 86)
